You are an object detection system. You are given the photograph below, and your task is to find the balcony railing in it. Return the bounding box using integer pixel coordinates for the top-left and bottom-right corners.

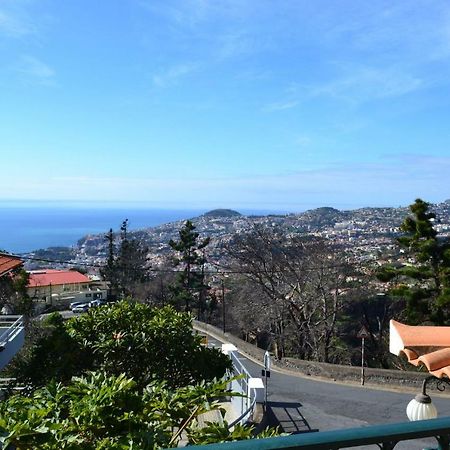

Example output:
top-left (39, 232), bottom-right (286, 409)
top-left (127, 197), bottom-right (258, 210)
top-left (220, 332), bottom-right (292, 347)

top-left (195, 415), bottom-right (450, 449)
top-left (0, 315), bottom-right (24, 370)
top-left (0, 315), bottom-right (23, 344)
top-left (227, 350), bottom-right (259, 428)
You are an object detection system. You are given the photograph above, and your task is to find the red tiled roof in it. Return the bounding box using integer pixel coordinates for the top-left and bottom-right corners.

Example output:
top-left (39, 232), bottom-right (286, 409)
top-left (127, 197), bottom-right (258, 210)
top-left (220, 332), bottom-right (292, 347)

top-left (28, 270), bottom-right (90, 288)
top-left (390, 319), bottom-right (450, 378)
top-left (0, 254), bottom-right (23, 277)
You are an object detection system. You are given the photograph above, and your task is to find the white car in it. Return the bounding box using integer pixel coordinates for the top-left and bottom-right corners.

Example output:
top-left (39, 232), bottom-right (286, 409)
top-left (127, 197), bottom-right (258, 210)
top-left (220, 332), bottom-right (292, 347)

top-left (72, 303), bottom-right (89, 313)
top-left (89, 299), bottom-right (106, 308)
top-left (70, 301), bottom-right (86, 309)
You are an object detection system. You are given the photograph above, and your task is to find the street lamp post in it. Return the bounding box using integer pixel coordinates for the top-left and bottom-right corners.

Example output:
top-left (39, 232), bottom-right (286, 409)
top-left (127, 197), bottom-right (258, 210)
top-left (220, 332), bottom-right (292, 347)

top-left (406, 375), bottom-right (450, 421)
top-left (262, 351), bottom-right (271, 410)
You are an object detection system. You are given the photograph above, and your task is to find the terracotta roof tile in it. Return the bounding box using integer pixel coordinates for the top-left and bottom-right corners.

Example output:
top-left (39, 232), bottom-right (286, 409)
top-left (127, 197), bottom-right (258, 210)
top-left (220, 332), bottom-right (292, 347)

top-left (417, 348), bottom-right (450, 372)
top-left (0, 254), bottom-right (23, 277)
top-left (401, 348), bottom-right (419, 365)
top-left (390, 319), bottom-right (450, 378)
top-left (430, 366), bottom-right (450, 378)
top-left (28, 270), bottom-right (90, 288)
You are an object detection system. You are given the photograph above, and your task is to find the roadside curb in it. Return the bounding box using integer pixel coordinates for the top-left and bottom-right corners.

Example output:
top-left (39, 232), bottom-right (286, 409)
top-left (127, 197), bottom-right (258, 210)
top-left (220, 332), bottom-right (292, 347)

top-left (193, 321), bottom-right (444, 396)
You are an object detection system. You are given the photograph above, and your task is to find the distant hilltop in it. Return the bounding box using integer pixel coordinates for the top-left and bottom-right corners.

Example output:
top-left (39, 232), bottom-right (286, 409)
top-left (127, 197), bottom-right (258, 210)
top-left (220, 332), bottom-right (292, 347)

top-left (202, 209), bottom-right (242, 218)
top-left (22, 200), bottom-right (450, 270)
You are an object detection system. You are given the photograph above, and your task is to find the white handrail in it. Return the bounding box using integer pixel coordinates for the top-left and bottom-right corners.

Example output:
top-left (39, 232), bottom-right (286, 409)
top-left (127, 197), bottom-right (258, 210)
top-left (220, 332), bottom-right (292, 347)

top-left (227, 350), bottom-right (258, 429)
top-left (0, 316), bottom-right (23, 346)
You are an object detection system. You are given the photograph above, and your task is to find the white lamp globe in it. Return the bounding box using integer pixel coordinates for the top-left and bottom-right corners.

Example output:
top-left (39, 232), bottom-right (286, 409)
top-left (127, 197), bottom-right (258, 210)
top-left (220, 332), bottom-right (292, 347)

top-left (406, 394), bottom-right (438, 421)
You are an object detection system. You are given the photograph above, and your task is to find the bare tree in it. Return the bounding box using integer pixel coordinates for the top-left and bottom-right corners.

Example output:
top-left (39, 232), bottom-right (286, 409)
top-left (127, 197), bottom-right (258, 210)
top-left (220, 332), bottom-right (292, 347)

top-left (226, 225), bottom-right (356, 362)
top-left (144, 269), bottom-right (177, 307)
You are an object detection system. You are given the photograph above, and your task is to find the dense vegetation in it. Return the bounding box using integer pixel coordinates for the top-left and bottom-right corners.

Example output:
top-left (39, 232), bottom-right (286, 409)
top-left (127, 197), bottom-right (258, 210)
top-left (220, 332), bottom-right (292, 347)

top-left (0, 370), bottom-right (277, 449)
top-left (87, 200), bottom-right (448, 370)
top-left (1, 302), bottom-right (268, 448)
top-left (0, 265), bottom-right (31, 316)
top-left (377, 198), bottom-right (450, 324)
top-left (8, 301), bottom-right (230, 390)
top-left (2, 198), bottom-right (448, 447)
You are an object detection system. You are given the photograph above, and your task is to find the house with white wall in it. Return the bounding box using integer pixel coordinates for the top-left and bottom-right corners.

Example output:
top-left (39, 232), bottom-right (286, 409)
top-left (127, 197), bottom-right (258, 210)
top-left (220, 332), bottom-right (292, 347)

top-left (27, 269), bottom-right (107, 307)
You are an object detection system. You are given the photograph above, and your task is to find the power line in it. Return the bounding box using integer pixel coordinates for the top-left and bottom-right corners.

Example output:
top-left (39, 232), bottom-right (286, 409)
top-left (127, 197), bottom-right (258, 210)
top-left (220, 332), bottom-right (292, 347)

top-left (11, 252), bottom-right (375, 276)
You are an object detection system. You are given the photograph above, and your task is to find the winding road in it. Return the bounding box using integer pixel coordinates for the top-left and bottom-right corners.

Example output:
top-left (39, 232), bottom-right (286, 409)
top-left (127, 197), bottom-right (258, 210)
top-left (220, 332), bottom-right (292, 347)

top-left (204, 333), bottom-right (450, 450)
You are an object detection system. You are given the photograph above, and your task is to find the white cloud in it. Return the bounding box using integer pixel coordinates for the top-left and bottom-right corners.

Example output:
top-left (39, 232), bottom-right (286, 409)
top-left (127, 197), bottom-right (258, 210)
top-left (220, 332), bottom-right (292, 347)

top-left (15, 55), bottom-right (56, 85)
top-left (216, 30), bottom-right (261, 60)
top-left (317, 1), bottom-right (450, 63)
top-left (5, 155), bottom-right (447, 210)
top-left (263, 100), bottom-right (298, 112)
top-left (0, 1), bottom-right (40, 38)
top-left (0, 10), bottom-right (33, 37)
top-left (309, 66), bottom-right (424, 104)
top-left (152, 63), bottom-right (199, 87)
top-left (0, 9), bottom-right (29, 36)
top-left (266, 65), bottom-right (425, 114)
top-left (294, 135), bottom-right (312, 147)
top-left (138, 0), bottom-right (253, 28)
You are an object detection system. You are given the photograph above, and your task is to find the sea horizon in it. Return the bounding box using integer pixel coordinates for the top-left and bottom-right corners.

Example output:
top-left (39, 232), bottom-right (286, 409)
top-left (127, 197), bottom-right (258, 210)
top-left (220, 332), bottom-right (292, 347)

top-left (0, 203), bottom-right (291, 254)
top-left (0, 197), bottom-right (425, 254)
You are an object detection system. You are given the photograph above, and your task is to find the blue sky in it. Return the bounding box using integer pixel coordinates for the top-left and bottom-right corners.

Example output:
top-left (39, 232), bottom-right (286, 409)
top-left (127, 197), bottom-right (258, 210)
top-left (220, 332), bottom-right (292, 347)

top-left (1, 0), bottom-right (449, 211)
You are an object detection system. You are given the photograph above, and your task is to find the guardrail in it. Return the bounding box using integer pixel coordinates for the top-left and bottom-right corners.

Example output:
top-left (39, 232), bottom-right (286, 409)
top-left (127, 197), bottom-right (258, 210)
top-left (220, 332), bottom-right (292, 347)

top-left (0, 315), bottom-right (23, 347)
top-left (0, 315), bottom-right (25, 371)
top-left (196, 416), bottom-right (450, 449)
top-left (227, 350), bottom-right (258, 429)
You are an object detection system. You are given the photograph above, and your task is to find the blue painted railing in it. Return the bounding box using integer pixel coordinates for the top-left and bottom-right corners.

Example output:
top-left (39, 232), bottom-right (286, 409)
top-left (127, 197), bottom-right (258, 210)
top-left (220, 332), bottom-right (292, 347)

top-left (194, 416), bottom-right (450, 449)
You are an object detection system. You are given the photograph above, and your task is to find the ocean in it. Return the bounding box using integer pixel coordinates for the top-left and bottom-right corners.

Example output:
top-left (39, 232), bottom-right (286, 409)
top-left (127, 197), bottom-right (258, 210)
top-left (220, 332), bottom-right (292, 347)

top-left (0, 203), bottom-right (285, 254)
top-left (0, 205), bottom-right (205, 254)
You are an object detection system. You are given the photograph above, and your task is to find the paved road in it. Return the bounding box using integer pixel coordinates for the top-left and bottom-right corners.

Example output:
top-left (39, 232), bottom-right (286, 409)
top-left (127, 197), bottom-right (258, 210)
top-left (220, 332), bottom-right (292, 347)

top-left (205, 334), bottom-right (450, 449)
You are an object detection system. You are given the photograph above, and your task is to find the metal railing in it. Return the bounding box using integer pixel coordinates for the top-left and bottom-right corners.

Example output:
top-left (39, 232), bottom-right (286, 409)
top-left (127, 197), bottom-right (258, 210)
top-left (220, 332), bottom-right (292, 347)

top-left (227, 350), bottom-right (258, 428)
top-left (0, 315), bottom-right (23, 347)
top-left (196, 416), bottom-right (450, 449)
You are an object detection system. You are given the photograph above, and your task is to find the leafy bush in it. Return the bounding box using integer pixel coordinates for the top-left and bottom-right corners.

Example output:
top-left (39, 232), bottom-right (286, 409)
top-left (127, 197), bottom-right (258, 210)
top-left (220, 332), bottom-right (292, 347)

top-left (67, 301), bottom-right (231, 388)
top-left (6, 313), bottom-right (91, 388)
top-left (8, 302), bottom-right (231, 390)
top-left (0, 372), bottom-right (248, 449)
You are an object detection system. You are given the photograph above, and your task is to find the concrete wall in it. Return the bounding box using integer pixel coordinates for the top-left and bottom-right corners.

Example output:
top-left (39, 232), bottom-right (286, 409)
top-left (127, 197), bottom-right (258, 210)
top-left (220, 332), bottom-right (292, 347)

top-left (193, 321), bottom-right (431, 392)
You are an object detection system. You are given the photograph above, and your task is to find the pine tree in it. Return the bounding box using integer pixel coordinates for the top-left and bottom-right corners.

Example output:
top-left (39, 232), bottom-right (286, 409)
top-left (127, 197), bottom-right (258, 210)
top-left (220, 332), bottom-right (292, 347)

top-left (377, 199), bottom-right (450, 324)
top-left (100, 228), bottom-right (118, 296)
top-left (169, 220), bottom-right (210, 313)
top-left (101, 220), bottom-right (149, 299)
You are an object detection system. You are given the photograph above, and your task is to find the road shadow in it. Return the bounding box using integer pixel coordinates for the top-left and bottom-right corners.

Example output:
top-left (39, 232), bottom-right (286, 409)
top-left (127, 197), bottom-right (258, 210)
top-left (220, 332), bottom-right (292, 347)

top-left (266, 401), bottom-right (318, 434)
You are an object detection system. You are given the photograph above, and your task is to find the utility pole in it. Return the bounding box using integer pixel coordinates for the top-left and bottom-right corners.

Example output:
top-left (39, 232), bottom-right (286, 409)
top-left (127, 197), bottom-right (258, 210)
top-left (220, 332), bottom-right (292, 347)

top-left (221, 279), bottom-right (226, 333)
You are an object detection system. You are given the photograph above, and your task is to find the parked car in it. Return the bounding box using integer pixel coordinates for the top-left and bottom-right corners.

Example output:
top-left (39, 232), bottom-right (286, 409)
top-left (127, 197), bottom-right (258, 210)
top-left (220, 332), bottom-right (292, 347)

top-left (89, 299), bottom-right (106, 308)
top-left (70, 301), bottom-right (86, 309)
top-left (72, 303), bottom-right (89, 313)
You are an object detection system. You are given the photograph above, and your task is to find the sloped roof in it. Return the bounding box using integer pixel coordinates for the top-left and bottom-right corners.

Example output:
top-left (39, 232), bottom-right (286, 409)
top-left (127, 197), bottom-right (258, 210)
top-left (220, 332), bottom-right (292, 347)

top-left (28, 269), bottom-right (90, 288)
top-left (390, 319), bottom-right (450, 378)
top-left (0, 254), bottom-right (23, 277)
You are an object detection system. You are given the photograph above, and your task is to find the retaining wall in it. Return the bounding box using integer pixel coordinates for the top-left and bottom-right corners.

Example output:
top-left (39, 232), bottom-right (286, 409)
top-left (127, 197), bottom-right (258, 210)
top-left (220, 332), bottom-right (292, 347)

top-left (193, 321), bottom-right (431, 392)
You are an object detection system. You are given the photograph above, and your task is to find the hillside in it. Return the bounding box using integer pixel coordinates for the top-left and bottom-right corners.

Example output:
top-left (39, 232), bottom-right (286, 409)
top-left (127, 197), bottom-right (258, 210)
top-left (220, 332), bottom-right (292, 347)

top-left (203, 209), bottom-right (242, 218)
top-left (23, 201), bottom-right (450, 271)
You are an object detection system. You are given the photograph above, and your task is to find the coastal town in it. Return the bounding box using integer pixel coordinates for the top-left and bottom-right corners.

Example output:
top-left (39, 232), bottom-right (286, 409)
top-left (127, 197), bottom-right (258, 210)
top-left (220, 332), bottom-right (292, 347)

top-left (24, 200), bottom-right (450, 277)
top-left (2, 1), bottom-right (450, 447)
